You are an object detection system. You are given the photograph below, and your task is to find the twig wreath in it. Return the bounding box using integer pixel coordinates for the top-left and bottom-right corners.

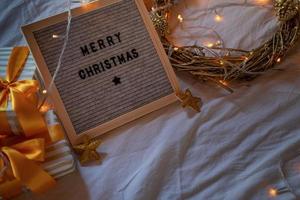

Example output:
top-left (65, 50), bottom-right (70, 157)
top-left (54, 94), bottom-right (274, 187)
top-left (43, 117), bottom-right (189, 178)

top-left (150, 0), bottom-right (300, 92)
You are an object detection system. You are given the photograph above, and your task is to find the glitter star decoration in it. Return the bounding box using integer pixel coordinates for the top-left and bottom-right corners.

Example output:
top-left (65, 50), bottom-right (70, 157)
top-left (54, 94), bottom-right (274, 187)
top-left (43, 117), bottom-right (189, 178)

top-left (73, 136), bottom-right (102, 165)
top-left (177, 89), bottom-right (202, 112)
top-left (150, 11), bottom-right (169, 36)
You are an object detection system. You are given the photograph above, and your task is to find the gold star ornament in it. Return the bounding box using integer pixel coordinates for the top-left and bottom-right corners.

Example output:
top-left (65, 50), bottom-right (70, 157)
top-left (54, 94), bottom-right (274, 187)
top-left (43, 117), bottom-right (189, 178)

top-left (73, 136), bottom-right (102, 165)
top-left (150, 11), bottom-right (169, 36)
top-left (177, 89), bottom-right (202, 112)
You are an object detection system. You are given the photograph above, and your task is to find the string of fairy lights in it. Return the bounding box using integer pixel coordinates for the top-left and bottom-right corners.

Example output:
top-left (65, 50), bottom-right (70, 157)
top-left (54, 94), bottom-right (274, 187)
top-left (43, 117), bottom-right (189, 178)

top-left (152, 2), bottom-right (300, 198)
top-left (150, 0), bottom-right (300, 93)
top-left (39, 0), bottom-right (299, 198)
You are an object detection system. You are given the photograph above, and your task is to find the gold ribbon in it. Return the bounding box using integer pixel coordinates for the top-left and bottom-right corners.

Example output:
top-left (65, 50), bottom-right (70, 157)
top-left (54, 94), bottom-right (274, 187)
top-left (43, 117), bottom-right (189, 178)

top-left (0, 139), bottom-right (56, 199)
top-left (0, 47), bottom-right (48, 138)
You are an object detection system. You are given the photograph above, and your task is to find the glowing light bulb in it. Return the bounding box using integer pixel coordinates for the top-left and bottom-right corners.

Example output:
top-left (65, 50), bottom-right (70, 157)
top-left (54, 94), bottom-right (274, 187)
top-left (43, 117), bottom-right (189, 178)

top-left (214, 14), bottom-right (223, 22)
top-left (219, 80), bottom-right (228, 86)
top-left (220, 60), bottom-right (224, 65)
top-left (276, 58), bottom-right (281, 63)
top-left (40, 105), bottom-right (50, 113)
top-left (254, 0), bottom-right (271, 6)
top-left (174, 47), bottom-right (179, 51)
top-left (42, 89), bottom-right (47, 94)
top-left (268, 188), bottom-right (278, 197)
top-left (206, 43), bottom-right (214, 48)
top-left (178, 14), bottom-right (183, 23)
top-left (216, 40), bottom-right (221, 45)
top-left (52, 34), bottom-right (59, 38)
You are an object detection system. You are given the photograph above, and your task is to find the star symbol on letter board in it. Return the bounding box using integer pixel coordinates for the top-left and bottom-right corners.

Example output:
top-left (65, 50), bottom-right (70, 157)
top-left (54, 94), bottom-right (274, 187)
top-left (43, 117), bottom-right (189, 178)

top-left (112, 76), bottom-right (121, 85)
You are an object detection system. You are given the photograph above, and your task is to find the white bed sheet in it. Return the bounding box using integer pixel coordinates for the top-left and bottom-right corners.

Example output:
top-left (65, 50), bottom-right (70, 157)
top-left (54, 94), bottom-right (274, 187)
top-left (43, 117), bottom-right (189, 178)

top-left (1, 0), bottom-right (300, 199)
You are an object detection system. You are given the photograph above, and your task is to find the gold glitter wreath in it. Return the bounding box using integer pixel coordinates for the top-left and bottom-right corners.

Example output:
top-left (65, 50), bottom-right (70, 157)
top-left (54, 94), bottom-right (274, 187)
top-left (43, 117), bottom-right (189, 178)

top-left (150, 0), bottom-right (300, 92)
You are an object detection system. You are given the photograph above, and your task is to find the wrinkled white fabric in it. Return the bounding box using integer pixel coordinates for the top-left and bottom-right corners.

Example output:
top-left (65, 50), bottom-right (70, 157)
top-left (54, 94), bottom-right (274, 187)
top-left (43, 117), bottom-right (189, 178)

top-left (1, 0), bottom-right (300, 199)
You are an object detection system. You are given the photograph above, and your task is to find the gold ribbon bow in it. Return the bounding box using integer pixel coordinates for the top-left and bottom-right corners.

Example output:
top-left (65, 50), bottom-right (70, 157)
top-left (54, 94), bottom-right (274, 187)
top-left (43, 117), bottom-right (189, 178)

top-left (0, 47), bottom-right (48, 138)
top-left (0, 139), bottom-right (56, 199)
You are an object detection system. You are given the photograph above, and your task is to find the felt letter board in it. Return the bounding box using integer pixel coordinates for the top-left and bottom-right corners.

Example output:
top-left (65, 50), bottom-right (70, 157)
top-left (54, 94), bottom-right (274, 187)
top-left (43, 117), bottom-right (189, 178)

top-left (22, 0), bottom-right (179, 145)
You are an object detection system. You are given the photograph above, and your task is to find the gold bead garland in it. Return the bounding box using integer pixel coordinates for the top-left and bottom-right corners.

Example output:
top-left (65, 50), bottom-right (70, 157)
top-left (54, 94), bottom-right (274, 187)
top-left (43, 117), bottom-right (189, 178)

top-left (150, 11), bottom-right (169, 36)
top-left (275, 0), bottom-right (299, 21)
top-left (150, 0), bottom-right (300, 92)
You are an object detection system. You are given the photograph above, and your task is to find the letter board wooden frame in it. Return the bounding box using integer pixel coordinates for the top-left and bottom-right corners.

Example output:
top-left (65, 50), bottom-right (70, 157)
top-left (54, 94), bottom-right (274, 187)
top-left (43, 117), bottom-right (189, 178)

top-left (22, 0), bottom-right (179, 145)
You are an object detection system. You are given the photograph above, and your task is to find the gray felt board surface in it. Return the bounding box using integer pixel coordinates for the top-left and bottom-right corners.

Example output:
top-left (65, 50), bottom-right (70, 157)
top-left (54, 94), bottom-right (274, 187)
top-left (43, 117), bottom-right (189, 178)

top-left (33, 0), bottom-right (174, 134)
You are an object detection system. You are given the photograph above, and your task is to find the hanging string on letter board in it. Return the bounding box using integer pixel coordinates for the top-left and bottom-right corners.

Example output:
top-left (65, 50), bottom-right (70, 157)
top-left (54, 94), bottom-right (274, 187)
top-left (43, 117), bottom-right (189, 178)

top-left (39, 0), bottom-right (72, 110)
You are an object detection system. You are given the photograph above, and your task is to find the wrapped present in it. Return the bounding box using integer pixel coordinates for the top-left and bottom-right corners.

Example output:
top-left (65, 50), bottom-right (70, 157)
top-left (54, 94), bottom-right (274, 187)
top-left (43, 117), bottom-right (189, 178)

top-left (0, 110), bottom-right (76, 199)
top-left (0, 47), bottom-right (48, 139)
top-left (0, 47), bottom-right (76, 199)
top-left (43, 110), bottom-right (76, 179)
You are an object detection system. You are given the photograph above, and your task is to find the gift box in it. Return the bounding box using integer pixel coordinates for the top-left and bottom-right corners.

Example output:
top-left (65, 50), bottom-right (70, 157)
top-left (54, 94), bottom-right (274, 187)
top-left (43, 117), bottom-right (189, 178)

top-left (0, 47), bottom-right (76, 199)
top-left (0, 47), bottom-right (48, 139)
top-left (43, 110), bottom-right (76, 179)
top-left (0, 110), bottom-right (76, 199)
